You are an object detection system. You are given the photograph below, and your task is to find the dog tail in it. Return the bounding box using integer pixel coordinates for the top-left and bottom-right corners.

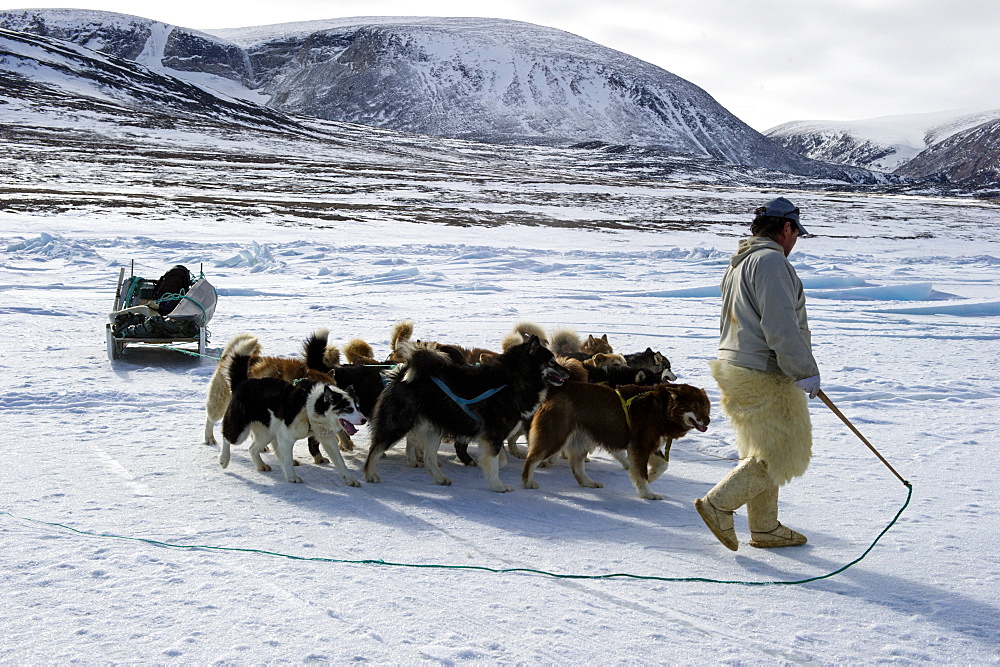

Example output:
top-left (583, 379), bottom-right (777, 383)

top-left (219, 332), bottom-right (261, 363)
top-left (556, 356), bottom-right (589, 383)
top-left (390, 320), bottom-right (414, 350)
top-left (302, 328), bottom-right (340, 372)
top-left (228, 354), bottom-right (253, 392)
top-left (550, 327), bottom-right (582, 355)
top-left (344, 338), bottom-right (379, 365)
top-left (502, 321), bottom-right (548, 352)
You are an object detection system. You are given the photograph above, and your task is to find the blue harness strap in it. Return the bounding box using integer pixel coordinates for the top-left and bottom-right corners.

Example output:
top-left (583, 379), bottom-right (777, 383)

top-left (430, 376), bottom-right (507, 425)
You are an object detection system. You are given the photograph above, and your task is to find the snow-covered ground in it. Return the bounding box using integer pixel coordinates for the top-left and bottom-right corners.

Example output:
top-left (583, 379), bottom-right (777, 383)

top-left (1, 188), bottom-right (998, 662)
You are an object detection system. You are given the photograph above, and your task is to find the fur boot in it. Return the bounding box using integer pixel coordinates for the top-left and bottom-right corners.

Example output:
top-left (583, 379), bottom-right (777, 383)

top-left (695, 457), bottom-right (773, 551)
top-left (747, 484), bottom-right (807, 548)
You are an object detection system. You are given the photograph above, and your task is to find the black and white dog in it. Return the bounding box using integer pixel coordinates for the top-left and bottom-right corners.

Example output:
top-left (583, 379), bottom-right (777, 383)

top-left (624, 347), bottom-right (677, 382)
top-left (301, 329), bottom-right (387, 457)
top-left (220, 352), bottom-right (366, 487)
top-left (364, 336), bottom-right (570, 492)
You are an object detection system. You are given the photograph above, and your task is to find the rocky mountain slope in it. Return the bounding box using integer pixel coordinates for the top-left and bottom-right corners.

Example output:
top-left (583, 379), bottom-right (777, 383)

top-left (767, 109), bottom-right (1000, 186)
top-left (0, 9), bottom-right (878, 182)
top-left (7, 25), bottom-right (877, 228)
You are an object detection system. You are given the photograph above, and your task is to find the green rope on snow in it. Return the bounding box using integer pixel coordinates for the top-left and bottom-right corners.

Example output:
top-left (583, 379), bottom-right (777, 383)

top-left (158, 345), bottom-right (219, 360)
top-left (0, 481), bottom-right (911, 586)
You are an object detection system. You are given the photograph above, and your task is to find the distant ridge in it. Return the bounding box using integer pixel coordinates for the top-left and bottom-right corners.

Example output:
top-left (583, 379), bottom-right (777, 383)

top-left (767, 108), bottom-right (1000, 186)
top-left (0, 8), bottom-right (882, 182)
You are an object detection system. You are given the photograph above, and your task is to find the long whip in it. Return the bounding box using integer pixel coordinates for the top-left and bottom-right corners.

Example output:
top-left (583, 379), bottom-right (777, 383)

top-left (818, 389), bottom-right (909, 486)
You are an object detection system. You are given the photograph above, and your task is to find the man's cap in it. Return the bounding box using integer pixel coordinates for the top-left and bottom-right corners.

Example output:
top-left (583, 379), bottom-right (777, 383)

top-left (754, 197), bottom-right (810, 237)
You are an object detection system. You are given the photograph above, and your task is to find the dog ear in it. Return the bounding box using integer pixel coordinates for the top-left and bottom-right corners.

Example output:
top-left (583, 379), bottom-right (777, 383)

top-left (645, 347), bottom-right (654, 354)
top-left (601, 334), bottom-right (608, 342)
top-left (526, 335), bottom-right (541, 353)
top-left (314, 387), bottom-right (332, 415)
top-left (636, 370), bottom-right (647, 383)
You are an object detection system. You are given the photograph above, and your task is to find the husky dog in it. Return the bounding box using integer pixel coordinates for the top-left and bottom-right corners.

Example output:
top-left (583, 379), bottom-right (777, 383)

top-left (584, 363), bottom-right (658, 387)
top-left (219, 352), bottom-right (366, 487)
top-left (625, 348), bottom-right (677, 382)
top-left (583, 353), bottom-right (628, 370)
top-left (364, 336), bottom-right (570, 492)
top-left (581, 334), bottom-right (614, 355)
top-left (523, 382), bottom-right (710, 499)
top-left (204, 331), bottom-right (338, 457)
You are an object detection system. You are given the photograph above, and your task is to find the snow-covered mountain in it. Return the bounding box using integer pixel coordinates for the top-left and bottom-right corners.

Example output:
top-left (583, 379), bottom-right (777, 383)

top-left (0, 9), bottom-right (878, 182)
top-left (767, 108), bottom-right (1000, 185)
top-left (0, 26), bottom-right (305, 136)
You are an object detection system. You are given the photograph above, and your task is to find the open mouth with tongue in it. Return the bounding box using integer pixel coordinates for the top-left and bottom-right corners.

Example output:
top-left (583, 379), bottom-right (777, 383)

top-left (339, 418), bottom-right (358, 436)
top-left (544, 366), bottom-right (569, 386)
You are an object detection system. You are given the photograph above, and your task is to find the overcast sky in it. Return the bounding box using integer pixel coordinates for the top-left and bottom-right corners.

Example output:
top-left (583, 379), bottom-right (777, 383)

top-left (3, 0), bottom-right (998, 131)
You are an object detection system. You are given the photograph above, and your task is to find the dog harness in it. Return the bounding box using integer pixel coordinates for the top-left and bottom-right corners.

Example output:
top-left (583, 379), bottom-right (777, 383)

top-left (615, 389), bottom-right (650, 430)
top-left (431, 376), bottom-right (507, 426)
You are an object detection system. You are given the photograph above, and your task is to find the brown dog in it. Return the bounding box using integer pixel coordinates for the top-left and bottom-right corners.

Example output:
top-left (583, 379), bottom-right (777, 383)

top-left (581, 333), bottom-right (614, 355)
top-left (522, 381), bottom-right (710, 499)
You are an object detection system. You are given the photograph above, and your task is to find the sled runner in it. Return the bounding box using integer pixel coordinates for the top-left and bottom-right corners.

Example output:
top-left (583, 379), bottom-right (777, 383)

top-left (106, 262), bottom-right (217, 361)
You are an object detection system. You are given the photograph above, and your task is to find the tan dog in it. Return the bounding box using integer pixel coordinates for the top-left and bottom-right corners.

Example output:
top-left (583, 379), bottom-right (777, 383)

top-left (583, 353), bottom-right (628, 370)
top-left (581, 334), bottom-right (613, 355)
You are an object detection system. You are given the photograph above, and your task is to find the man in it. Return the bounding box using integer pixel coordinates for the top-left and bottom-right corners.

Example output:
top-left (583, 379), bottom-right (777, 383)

top-left (694, 197), bottom-right (820, 551)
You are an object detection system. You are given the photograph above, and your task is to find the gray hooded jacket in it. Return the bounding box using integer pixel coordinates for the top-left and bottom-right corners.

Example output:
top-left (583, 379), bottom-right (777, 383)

top-left (717, 237), bottom-right (819, 380)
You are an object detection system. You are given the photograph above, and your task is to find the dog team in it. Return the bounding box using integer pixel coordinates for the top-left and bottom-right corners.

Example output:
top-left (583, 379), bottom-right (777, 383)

top-left (204, 320), bottom-right (711, 499)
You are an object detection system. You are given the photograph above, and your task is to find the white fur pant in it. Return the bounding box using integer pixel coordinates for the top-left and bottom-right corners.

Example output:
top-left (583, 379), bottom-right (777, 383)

top-left (709, 360), bottom-right (812, 486)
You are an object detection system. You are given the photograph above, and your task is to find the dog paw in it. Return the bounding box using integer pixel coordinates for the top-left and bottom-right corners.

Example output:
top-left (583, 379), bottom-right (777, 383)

top-left (491, 483), bottom-right (513, 493)
top-left (312, 456), bottom-right (329, 465)
top-left (256, 463), bottom-right (272, 472)
top-left (365, 473), bottom-right (381, 483)
top-left (435, 477), bottom-right (453, 486)
top-left (640, 491), bottom-right (664, 501)
top-left (581, 480), bottom-right (603, 488)
top-left (344, 477), bottom-right (362, 488)
top-left (288, 475), bottom-right (303, 483)
top-left (339, 443), bottom-right (355, 452)
top-left (523, 480), bottom-right (540, 490)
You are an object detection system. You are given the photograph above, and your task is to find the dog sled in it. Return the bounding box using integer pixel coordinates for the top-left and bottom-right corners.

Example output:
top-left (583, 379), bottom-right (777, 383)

top-left (106, 262), bottom-right (218, 361)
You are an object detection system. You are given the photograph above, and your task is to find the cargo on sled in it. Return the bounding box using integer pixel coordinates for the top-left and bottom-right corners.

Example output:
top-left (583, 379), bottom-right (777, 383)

top-left (106, 262), bottom-right (218, 361)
